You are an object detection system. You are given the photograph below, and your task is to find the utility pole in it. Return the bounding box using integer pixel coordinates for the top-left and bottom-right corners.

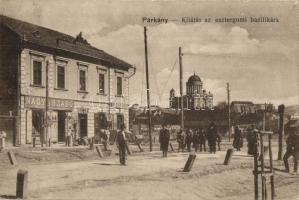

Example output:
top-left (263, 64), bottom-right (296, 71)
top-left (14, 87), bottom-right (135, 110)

top-left (144, 27), bottom-right (152, 152)
top-left (227, 83), bottom-right (231, 142)
top-left (277, 104), bottom-right (285, 160)
top-left (263, 103), bottom-right (266, 131)
top-left (45, 60), bottom-right (49, 147)
top-left (179, 47), bottom-right (184, 130)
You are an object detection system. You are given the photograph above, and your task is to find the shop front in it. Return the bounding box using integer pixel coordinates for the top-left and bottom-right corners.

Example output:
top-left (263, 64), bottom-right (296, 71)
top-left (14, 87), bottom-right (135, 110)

top-left (23, 95), bottom-right (74, 144)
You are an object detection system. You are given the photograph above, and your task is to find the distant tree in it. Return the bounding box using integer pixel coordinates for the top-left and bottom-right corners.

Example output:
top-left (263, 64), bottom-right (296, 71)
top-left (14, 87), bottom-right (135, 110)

top-left (215, 101), bottom-right (228, 110)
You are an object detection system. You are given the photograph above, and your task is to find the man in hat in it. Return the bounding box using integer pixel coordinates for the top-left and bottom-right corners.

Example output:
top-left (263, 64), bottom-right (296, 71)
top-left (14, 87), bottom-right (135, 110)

top-left (207, 122), bottom-right (217, 154)
top-left (199, 128), bottom-right (207, 152)
top-left (216, 132), bottom-right (222, 151)
top-left (233, 125), bottom-right (243, 151)
top-left (177, 128), bottom-right (185, 152)
top-left (116, 124), bottom-right (127, 165)
top-left (185, 128), bottom-right (193, 152)
top-left (193, 129), bottom-right (200, 152)
top-left (283, 123), bottom-right (299, 175)
top-left (159, 123), bottom-right (170, 157)
top-left (246, 125), bottom-right (258, 155)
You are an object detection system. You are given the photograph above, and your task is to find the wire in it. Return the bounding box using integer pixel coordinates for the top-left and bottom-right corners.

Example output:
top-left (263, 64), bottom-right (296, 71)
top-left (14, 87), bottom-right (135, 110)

top-left (160, 58), bottom-right (178, 96)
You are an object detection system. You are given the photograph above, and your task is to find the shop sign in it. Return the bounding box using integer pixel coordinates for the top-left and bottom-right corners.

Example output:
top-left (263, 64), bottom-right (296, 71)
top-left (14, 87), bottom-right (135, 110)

top-left (49, 98), bottom-right (73, 110)
top-left (24, 96), bottom-right (74, 110)
top-left (77, 107), bottom-right (89, 114)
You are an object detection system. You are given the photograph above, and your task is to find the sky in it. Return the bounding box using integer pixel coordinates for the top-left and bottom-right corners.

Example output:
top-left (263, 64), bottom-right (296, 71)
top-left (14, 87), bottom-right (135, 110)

top-left (1, 0), bottom-right (298, 107)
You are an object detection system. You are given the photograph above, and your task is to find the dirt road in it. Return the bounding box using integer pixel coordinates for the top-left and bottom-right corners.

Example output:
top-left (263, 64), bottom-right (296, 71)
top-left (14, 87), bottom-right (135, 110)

top-left (0, 147), bottom-right (298, 200)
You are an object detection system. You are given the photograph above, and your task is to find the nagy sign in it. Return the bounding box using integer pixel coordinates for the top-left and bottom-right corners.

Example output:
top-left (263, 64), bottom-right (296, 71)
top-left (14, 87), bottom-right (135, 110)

top-left (24, 96), bottom-right (74, 110)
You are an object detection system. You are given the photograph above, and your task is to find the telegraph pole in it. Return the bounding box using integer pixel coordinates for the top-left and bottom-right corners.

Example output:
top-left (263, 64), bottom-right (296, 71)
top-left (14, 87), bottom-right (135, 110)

top-left (277, 104), bottom-right (285, 160)
top-left (45, 60), bottom-right (49, 147)
top-left (227, 83), bottom-right (231, 142)
top-left (179, 47), bottom-right (184, 130)
top-left (263, 103), bottom-right (266, 131)
top-left (144, 27), bottom-right (152, 152)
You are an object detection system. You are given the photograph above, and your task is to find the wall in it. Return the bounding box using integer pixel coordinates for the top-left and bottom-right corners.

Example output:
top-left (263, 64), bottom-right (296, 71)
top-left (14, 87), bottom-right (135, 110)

top-left (0, 25), bottom-right (19, 145)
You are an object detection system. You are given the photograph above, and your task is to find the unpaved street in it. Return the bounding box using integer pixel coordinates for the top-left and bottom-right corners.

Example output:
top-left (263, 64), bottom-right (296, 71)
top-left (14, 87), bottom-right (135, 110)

top-left (0, 147), bottom-right (298, 200)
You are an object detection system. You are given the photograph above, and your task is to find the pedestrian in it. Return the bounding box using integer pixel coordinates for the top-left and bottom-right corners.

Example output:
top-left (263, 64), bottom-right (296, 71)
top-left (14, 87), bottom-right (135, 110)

top-left (193, 129), bottom-right (200, 152)
top-left (116, 124), bottom-right (127, 165)
top-left (159, 123), bottom-right (170, 157)
top-left (233, 126), bottom-right (243, 151)
top-left (185, 128), bottom-right (193, 152)
top-left (199, 128), bottom-right (207, 152)
top-left (216, 132), bottom-right (222, 151)
top-left (101, 129), bottom-right (110, 151)
top-left (177, 129), bottom-right (185, 152)
top-left (246, 125), bottom-right (257, 155)
top-left (207, 122), bottom-right (217, 154)
top-left (283, 126), bottom-right (299, 175)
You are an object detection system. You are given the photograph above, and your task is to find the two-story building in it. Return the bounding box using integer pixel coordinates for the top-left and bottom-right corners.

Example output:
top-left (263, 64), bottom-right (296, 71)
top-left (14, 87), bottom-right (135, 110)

top-left (0, 15), bottom-right (135, 146)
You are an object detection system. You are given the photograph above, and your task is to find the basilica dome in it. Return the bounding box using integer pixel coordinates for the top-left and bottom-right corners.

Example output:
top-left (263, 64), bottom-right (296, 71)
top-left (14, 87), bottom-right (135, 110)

top-left (187, 74), bottom-right (202, 85)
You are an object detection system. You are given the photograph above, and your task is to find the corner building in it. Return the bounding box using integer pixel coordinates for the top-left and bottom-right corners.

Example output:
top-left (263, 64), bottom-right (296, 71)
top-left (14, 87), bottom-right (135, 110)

top-left (0, 16), bottom-right (135, 145)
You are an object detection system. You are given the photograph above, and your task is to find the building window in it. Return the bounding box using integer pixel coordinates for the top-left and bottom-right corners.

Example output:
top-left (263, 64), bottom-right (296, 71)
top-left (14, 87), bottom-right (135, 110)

top-left (116, 76), bottom-right (122, 96)
top-left (33, 60), bottom-right (42, 86)
top-left (99, 73), bottom-right (105, 94)
top-left (57, 65), bottom-right (66, 89)
top-left (79, 69), bottom-right (87, 91)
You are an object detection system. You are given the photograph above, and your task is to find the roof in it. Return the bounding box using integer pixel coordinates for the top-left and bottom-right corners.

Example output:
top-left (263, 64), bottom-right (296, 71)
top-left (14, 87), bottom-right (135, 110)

top-left (231, 101), bottom-right (254, 105)
top-left (0, 15), bottom-right (132, 70)
top-left (187, 74), bottom-right (201, 84)
top-left (286, 119), bottom-right (299, 128)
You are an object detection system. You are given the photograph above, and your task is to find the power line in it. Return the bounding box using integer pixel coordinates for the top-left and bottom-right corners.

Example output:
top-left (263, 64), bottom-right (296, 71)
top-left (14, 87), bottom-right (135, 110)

top-left (160, 58), bottom-right (178, 96)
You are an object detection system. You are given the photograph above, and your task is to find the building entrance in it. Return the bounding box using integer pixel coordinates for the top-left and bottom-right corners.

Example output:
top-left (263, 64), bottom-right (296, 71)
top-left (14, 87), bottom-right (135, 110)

top-left (32, 110), bottom-right (44, 142)
top-left (79, 114), bottom-right (87, 138)
top-left (57, 111), bottom-right (66, 142)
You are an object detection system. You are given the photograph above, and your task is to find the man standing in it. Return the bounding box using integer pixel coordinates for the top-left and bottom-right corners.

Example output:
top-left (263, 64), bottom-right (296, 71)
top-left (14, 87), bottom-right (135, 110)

top-left (207, 122), bottom-right (217, 154)
top-left (233, 126), bottom-right (243, 151)
top-left (116, 124), bottom-right (127, 165)
top-left (216, 132), bottom-right (222, 151)
top-left (283, 125), bottom-right (299, 175)
top-left (199, 128), bottom-right (207, 152)
top-left (159, 123), bottom-right (170, 157)
top-left (177, 129), bottom-right (185, 152)
top-left (185, 128), bottom-right (193, 152)
top-left (246, 125), bottom-right (257, 155)
top-left (193, 129), bottom-right (200, 152)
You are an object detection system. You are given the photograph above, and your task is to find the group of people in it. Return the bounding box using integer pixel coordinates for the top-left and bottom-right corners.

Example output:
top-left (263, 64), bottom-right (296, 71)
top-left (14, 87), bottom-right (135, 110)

top-left (116, 121), bottom-right (298, 175)
top-left (158, 122), bottom-right (222, 157)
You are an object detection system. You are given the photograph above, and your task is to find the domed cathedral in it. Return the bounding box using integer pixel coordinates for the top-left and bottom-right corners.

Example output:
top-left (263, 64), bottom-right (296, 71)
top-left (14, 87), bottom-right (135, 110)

top-left (169, 74), bottom-right (213, 110)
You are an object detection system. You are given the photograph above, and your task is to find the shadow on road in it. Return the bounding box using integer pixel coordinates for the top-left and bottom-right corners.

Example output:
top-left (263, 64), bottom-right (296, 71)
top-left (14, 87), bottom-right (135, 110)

top-left (0, 195), bottom-right (17, 199)
top-left (93, 163), bottom-right (120, 166)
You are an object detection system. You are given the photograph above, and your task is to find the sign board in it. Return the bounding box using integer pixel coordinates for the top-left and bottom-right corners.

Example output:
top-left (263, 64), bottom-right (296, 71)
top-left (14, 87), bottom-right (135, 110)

top-left (24, 96), bottom-right (74, 110)
top-left (77, 107), bottom-right (89, 114)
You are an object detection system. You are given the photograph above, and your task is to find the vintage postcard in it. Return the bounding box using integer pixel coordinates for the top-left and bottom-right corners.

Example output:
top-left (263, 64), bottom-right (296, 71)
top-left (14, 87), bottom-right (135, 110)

top-left (0, 0), bottom-right (298, 200)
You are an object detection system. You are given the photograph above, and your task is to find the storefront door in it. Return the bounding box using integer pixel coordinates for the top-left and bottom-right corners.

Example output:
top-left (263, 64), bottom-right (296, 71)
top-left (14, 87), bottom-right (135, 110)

top-left (32, 110), bottom-right (44, 141)
top-left (57, 111), bottom-right (66, 142)
top-left (79, 114), bottom-right (87, 138)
